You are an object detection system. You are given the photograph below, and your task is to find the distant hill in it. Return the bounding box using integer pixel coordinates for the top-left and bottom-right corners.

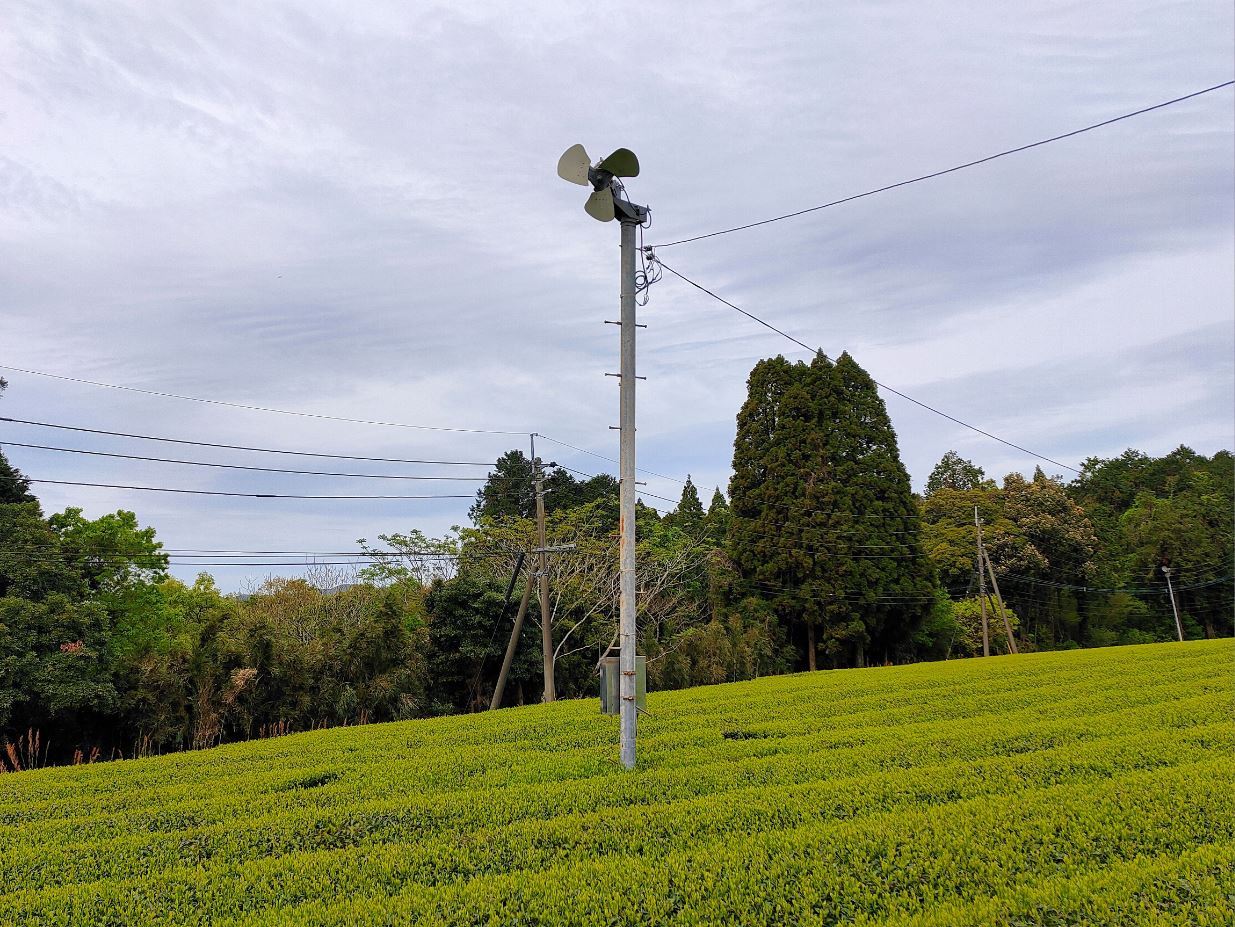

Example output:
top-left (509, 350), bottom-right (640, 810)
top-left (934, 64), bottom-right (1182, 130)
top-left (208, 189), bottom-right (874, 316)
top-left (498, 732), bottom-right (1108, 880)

top-left (1, 640), bottom-right (1230, 925)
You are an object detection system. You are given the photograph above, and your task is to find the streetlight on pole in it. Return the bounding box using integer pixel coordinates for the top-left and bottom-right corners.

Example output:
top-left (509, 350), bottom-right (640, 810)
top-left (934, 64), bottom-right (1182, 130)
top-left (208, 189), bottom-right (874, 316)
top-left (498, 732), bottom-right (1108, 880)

top-left (557, 143), bottom-right (647, 770)
top-left (1161, 566), bottom-right (1185, 642)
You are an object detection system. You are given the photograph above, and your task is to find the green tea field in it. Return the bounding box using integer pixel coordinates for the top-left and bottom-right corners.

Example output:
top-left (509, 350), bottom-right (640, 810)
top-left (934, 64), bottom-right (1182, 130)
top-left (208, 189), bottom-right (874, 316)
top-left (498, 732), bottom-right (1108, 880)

top-left (1, 640), bottom-right (1231, 926)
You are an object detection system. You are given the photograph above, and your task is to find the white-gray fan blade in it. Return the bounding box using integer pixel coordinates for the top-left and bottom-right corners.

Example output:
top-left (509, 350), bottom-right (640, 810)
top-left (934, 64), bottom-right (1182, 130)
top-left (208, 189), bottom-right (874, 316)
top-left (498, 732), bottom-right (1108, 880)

top-left (584, 188), bottom-right (615, 222)
top-left (557, 144), bottom-right (591, 185)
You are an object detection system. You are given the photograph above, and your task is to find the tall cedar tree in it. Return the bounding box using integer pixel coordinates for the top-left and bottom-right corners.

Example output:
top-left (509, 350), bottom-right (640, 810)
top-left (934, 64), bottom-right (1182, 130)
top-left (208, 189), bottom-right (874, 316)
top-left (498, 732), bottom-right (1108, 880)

top-left (728, 352), bottom-right (934, 669)
top-left (664, 476), bottom-right (705, 531)
top-left (0, 378), bottom-right (36, 504)
top-left (0, 452), bottom-right (34, 505)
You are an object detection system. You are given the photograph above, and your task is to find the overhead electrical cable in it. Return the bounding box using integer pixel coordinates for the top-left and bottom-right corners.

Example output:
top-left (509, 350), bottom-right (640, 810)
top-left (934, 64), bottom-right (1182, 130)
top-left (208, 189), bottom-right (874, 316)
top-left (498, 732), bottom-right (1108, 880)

top-left (654, 259), bottom-right (1083, 475)
top-left (648, 81), bottom-right (1235, 249)
top-left (0, 550), bottom-right (463, 559)
top-left (0, 371), bottom-right (686, 485)
top-left (537, 435), bottom-right (689, 486)
top-left (0, 556), bottom-right (390, 567)
top-left (0, 543), bottom-right (504, 560)
top-left (27, 479), bottom-right (475, 500)
top-left (0, 417), bottom-right (492, 466)
top-left (997, 573), bottom-right (1232, 594)
top-left (0, 366), bottom-right (528, 435)
top-left (0, 441), bottom-right (488, 481)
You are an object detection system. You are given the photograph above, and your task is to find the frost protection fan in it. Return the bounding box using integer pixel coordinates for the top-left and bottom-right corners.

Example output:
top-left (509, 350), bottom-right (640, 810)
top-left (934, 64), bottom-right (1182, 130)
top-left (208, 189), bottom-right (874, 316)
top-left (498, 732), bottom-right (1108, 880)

top-left (556, 144), bottom-right (646, 223)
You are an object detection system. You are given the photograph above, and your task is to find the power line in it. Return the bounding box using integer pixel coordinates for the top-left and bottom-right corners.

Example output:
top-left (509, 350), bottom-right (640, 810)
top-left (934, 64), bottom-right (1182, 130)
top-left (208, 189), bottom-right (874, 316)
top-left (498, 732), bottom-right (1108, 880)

top-left (655, 259), bottom-right (1083, 475)
top-left (1, 372), bottom-right (686, 485)
top-left (997, 572), bottom-right (1232, 594)
top-left (0, 556), bottom-right (390, 568)
top-left (649, 81), bottom-right (1235, 249)
top-left (537, 434), bottom-right (689, 487)
top-left (0, 417), bottom-right (493, 466)
top-left (4, 552), bottom-right (459, 560)
top-left (0, 544), bottom-right (504, 560)
top-left (0, 366), bottom-right (529, 436)
top-left (27, 479), bottom-right (475, 500)
top-left (0, 441), bottom-right (489, 481)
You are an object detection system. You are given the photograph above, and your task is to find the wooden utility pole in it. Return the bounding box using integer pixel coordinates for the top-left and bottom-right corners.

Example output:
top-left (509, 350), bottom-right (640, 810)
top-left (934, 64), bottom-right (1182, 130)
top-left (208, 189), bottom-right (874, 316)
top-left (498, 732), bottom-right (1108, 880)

top-left (975, 506), bottom-right (990, 657)
top-left (534, 459), bottom-right (555, 702)
top-left (982, 547), bottom-right (1018, 654)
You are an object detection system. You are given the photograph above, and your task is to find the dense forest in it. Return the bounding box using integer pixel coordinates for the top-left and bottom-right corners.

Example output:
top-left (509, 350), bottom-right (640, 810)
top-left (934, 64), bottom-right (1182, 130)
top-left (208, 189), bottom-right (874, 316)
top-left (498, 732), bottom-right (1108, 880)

top-left (1, 362), bottom-right (1230, 768)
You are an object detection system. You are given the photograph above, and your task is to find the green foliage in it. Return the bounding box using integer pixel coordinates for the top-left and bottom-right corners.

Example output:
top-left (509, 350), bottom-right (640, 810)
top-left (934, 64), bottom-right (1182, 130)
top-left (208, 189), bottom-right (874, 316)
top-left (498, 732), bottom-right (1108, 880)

top-left (663, 475), bottom-right (704, 530)
top-left (48, 508), bottom-right (168, 594)
top-left (469, 450), bottom-right (619, 524)
top-left (423, 571), bottom-right (522, 714)
top-left (0, 503), bottom-right (84, 601)
top-left (0, 381), bottom-right (36, 505)
top-left (728, 353), bottom-right (936, 669)
top-left (925, 450), bottom-right (986, 495)
top-left (357, 528), bottom-right (460, 587)
top-left (0, 641), bottom-right (1229, 924)
top-left (1001, 469), bottom-right (1098, 588)
top-left (226, 576), bottom-right (431, 735)
top-left (948, 595), bottom-right (1020, 658)
top-left (704, 487), bottom-right (729, 545)
top-left (468, 449), bottom-right (535, 522)
top-left (47, 509), bottom-right (171, 672)
top-left (0, 594), bottom-right (116, 731)
top-left (0, 451), bottom-right (35, 506)
top-left (1065, 446), bottom-right (1232, 643)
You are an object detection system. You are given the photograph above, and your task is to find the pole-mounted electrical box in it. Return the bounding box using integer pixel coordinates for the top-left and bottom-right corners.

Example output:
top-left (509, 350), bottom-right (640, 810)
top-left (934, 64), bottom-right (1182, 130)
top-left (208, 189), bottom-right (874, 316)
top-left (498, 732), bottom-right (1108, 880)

top-left (600, 653), bottom-right (646, 715)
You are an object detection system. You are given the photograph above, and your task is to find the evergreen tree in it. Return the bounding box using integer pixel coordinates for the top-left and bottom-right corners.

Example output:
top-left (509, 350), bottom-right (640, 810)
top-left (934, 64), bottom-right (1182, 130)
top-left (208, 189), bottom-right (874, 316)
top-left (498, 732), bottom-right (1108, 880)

top-left (0, 452), bottom-right (34, 505)
top-left (470, 450), bottom-right (619, 524)
top-left (704, 488), bottom-right (729, 545)
top-left (825, 353), bottom-right (935, 665)
top-left (0, 379), bottom-right (35, 505)
top-left (728, 355), bottom-right (836, 670)
top-left (469, 450), bottom-right (535, 522)
top-left (665, 476), bottom-right (705, 531)
top-left (727, 352), bottom-right (935, 670)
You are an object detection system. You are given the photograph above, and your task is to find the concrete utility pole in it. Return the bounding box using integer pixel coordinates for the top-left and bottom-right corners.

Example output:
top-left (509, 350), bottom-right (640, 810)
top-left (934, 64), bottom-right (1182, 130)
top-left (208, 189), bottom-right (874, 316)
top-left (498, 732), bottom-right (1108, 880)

top-left (1162, 566), bottom-right (1185, 642)
top-left (976, 506), bottom-right (990, 657)
top-left (617, 217), bottom-right (639, 770)
top-left (982, 549), bottom-right (1018, 654)
top-left (555, 142), bottom-right (645, 769)
top-left (534, 457), bottom-right (555, 702)
top-left (490, 569), bottom-right (534, 710)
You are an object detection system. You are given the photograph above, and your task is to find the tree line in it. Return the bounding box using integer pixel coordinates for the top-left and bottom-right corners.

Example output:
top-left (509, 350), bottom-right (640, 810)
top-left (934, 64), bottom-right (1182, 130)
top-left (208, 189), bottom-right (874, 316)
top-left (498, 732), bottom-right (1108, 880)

top-left (0, 364), bottom-right (1230, 767)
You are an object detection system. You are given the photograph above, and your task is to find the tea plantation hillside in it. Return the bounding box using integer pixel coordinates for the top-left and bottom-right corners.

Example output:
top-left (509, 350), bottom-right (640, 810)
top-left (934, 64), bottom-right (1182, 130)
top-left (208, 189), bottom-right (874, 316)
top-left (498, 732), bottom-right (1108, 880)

top-left (2, 641), bottom-right (1231, 926)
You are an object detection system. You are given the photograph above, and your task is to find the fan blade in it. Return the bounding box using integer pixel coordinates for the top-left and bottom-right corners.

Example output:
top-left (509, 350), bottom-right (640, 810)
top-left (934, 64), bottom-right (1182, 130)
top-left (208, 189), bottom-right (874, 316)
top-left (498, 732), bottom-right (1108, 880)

top-left (584, 188), bottom-right (616, 222)
top-left (597, 148), bottom-right (639, 178)
top-left (557, 144), bottom-right (591, 185)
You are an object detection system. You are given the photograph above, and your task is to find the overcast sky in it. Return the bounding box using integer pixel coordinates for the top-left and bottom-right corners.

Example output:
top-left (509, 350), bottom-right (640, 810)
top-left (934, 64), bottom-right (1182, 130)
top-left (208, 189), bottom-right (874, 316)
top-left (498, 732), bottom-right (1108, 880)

top-left (2, 1), bottom-right (1232, 591)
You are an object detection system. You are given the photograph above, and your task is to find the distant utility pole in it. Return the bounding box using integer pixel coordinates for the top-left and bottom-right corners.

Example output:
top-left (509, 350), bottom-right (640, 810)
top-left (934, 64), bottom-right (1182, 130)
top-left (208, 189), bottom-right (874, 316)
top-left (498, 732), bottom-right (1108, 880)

top-left (982, 546), bottom-right (1018, 655)
top-left (490, 556), bottom-right (533, 710)
top-left (975, 506), bottom-right (990, 657)
top-left (1162, 566), bottom-right (1185, 642)
top-left (533, 448), bottom-right (555, 702)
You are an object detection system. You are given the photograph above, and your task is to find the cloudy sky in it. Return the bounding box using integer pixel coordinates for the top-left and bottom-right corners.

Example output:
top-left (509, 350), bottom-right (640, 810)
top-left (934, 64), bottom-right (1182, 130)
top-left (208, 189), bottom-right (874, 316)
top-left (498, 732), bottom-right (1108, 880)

top-left (2, 1), bottom-right (1232, 590)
